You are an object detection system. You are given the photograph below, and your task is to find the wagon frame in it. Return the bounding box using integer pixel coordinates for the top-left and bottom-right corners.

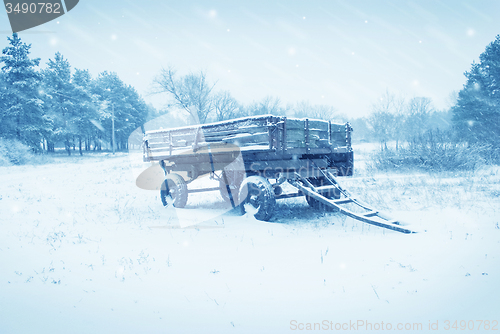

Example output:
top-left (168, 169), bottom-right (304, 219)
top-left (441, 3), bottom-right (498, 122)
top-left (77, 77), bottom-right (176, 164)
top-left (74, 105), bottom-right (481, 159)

top-left (143, 115), bottom-right (414, 233)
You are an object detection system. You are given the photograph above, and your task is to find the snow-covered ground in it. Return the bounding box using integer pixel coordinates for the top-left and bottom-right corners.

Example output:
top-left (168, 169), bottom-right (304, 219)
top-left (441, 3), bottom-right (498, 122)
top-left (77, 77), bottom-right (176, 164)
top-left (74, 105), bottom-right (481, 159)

top-left (1, 146), bottom-right (499, 333)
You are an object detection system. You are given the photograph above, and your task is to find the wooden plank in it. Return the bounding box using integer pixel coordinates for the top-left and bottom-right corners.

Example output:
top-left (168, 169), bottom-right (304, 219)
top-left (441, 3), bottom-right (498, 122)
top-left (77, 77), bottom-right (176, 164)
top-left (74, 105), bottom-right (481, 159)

top-left (384, 220), bottom-right (400, 225)
top-left (146, 142), bottom-right (191, 149)
top-left (330, 132), bottom-right (346, 146)
top-left (286, 129), bottom-right (328, 140)
top-left (202, 126), bottom-right (269, 138)
top-left (362, 211), bottom-right (378, 217)
top-left (305, 119), bottom-right (309, 153)
top-left (245, 158), bottom-right (328, 171)
top-left (286, 140), bottom-right (321, 149)
top-left (169, 132), bottom-right (172, 155)
top-left (221, 132), bottom-right (269, 145)
top-left (308, 120), bottom-right (329, 131)
top-left (283, 147), bottom-right (332, 155)
top-left (283, 117), bottom-right (287, 153)
top-left (187, 187), bottom-right (220, 193)
top-left (328, 121), bottom-right (331, 145)
top-left (146, 115), bottom-right (275, 136)
top-left (317, 139), bottom-right (330, 147)
top-left (286, 132), bottom-right (322, 141)
top-left (330, 125), bottom-right (346, 141)
top-left (329, 123), bottom-right (345, 131)
top-left (151, 130), bottom-right (196, 140)
top-left (315, 185), bottom-right (338, 192)
top-left (150, 126), bottom-right (276, 148)
top-left (286, 118), bottom-right (329, 131)
top-left (331, 198), bottom-right (352, 204)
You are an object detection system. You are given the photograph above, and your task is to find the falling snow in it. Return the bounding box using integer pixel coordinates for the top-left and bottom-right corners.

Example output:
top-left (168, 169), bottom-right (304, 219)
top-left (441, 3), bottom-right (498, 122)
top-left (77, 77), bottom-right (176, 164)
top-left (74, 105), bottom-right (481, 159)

top-left (1, 1), bottom-right (500, 333)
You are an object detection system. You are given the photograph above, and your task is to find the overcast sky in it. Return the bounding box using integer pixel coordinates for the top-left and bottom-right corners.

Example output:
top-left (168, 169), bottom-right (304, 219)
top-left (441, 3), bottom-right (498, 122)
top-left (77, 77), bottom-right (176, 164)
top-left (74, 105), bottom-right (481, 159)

top-left (2, 0), bottom-right (500, 118)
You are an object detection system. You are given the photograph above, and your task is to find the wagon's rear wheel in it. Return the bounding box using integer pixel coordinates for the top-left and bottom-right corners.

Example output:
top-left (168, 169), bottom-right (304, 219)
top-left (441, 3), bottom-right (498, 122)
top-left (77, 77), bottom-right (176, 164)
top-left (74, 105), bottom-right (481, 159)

top-left (160, 173), bottom-right (188, 208)
top-left (305, 177), bottom-right (340, 211)
top-left (238, 176), bottom-right (276, 221)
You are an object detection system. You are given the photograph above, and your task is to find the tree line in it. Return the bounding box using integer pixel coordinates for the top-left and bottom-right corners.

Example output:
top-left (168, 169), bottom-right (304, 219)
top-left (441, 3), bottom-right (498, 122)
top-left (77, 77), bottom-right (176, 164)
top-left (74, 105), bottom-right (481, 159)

top-left (366, 34), bottom-right (500, 168)
top-left (363, 92), bottom-right (451, 149)
top-left (152, 65), bottom-right (453, 152)
top-left (0, 33), bottom-right (152, 155)
top-left (153, 35), bottom-right (500, 167)
top-left (152, 66), bottom-right (343, 125)
top-left (2, 31), bottom-right (499, 165)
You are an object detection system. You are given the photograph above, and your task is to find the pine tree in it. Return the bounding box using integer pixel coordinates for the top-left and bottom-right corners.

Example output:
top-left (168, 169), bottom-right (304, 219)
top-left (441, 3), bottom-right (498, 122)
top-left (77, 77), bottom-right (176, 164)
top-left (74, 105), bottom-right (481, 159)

top-left (452, 35), bottom-right (500, 154)
top-left (0, 72), bottom-right (8, 134)
top-left (42, 52), bottom-right (76, 155)
top-left (72, 69), bottom-right (98, 155)
top-left (94, 71), bottom-right (149, 151)
top-left (0, 33), bottom-right (45, 150)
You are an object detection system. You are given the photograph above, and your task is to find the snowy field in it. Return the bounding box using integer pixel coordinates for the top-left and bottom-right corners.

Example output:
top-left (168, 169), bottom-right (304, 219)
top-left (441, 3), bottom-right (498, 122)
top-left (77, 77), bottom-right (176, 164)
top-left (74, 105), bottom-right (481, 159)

top-left (1, 145), bottom-right (499, 333)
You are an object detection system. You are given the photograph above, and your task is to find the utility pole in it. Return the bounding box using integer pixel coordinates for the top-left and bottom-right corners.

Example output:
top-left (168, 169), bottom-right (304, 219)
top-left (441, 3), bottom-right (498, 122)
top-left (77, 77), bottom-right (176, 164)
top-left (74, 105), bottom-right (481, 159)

top-left (111, 102), bottom-right (115, 154)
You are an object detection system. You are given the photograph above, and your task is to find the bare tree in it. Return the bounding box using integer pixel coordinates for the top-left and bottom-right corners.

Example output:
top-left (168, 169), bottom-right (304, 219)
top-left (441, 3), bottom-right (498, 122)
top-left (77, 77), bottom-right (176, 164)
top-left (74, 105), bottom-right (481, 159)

top-left (391, 95), bottom-right (406, 150)
top-left (242, 96), bottom-right (282, 116)
top-left (293, 101), bottom-right (338, 121)
top-left (368, 91), bottom-right (435, 149)
top-left (153, 67), bottom-right (216, 124)
top-left (259, 96), bottom-right (281, 115)
top-left (405, 97), bottom-right (433, 140)
top-left (368, 109), bottom-right (394, 150)
top-left (369, 91), bottom-right (398, 150)
top-left (213, 91), bottom-right (239, 121)
top-left (368, 91), bottom-right (409, 150)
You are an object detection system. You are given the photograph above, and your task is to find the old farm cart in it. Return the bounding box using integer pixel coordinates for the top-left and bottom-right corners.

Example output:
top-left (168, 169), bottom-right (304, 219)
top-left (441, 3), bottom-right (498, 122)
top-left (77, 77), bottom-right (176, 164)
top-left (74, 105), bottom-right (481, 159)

top-left (143, 115), bottom-right (414, 233)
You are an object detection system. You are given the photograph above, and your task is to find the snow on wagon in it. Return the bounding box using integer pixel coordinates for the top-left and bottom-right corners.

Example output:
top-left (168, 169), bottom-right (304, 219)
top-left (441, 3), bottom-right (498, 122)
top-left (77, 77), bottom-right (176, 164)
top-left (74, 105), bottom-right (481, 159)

top-left (142, 114), bottom-right (414, 233)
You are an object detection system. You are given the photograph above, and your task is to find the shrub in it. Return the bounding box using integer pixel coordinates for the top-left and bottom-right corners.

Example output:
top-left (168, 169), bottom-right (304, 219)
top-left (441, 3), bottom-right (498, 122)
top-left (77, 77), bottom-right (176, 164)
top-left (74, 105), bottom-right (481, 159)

top-left (371, 129), bottom-right (494, 172)
top-left (0, 138), bottom-right (35, 166)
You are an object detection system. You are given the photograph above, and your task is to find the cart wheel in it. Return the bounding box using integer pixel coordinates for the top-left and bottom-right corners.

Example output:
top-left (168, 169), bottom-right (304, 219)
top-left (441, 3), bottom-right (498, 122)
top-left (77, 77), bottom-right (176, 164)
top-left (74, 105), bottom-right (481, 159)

top-left (219, 171), bottom-right (245, 205)
top-left (305, 177), bottom-right (340, 211)
top-left (160, 173), bottom-right (188, 208)
top-left (238, 176), bottom-right (276, 221)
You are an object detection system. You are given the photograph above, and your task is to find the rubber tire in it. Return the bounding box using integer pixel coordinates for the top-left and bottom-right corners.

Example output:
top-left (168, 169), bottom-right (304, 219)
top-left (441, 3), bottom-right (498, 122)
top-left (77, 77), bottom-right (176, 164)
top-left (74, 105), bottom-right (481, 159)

top-left (305, 177), bottom-right (340, 211)
top-left (219, 171), bottom-right (244, 205)
top-left (238, 176), bottom-right (276, 221)
top-left (160, 173), bottom-right (188, 208)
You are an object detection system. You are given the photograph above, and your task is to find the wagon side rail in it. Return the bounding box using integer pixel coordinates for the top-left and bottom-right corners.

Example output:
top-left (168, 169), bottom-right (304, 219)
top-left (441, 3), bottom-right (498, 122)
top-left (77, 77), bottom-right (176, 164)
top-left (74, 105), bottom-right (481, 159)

top-left (143, 115), bottom-right (281, 161)
top-left (143, 115), bottom-right (353, 162)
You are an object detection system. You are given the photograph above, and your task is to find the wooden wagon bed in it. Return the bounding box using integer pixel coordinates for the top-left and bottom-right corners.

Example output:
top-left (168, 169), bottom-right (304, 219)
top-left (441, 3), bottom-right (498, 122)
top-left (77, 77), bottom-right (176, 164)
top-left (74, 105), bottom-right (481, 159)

top-left (142, 115), bottom-right (415, 233)
top-left (143, 114), bottom-right (354, 179)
